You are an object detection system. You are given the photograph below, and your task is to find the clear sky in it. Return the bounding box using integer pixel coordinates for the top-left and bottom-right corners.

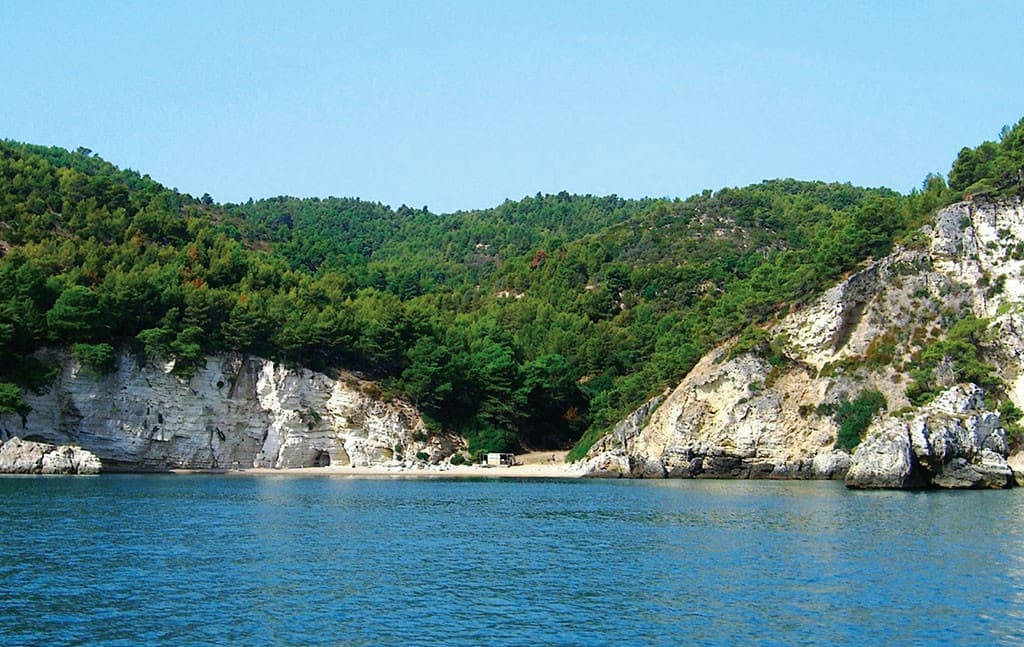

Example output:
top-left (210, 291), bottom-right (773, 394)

top-left (3, 1), bottom-right (1022, 213)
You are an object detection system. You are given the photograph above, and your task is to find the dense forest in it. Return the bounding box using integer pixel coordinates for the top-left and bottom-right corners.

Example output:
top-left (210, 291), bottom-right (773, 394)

top-left (1, 118), bottom-right (1021, 459)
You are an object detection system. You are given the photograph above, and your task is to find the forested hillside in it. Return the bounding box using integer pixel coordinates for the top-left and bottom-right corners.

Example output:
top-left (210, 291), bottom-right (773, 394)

top-left (2, 118), bottom-right (1020, 459)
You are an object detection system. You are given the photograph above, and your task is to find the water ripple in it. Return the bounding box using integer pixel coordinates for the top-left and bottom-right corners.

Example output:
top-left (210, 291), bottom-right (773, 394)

top-left (2, 476), bottom-right (1023, 645)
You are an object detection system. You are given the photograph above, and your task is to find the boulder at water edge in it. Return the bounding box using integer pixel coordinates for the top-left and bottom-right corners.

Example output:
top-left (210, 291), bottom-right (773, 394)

top-left (846, 385), bottom-right (1012, 489)
top-left (0, 437), bottom-right (102, 474)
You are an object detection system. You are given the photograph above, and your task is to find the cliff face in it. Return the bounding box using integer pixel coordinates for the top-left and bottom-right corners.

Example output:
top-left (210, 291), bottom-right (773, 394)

top-left (0, 352), bottom-right (458, 471)
top-left (845, 384), bottom-right (1011, 488)
top-left (584, 198), bottom-right (1024, 486)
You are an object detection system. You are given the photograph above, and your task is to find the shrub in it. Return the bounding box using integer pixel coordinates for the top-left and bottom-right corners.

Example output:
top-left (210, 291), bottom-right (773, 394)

top-left (863, 332), bottom-right (897, 369)
top-left (72, 342), bottom-right (117, 376)
top-left (566, 428), bottom-right (601, 462)
top-left (730, 324), bottom-right (770, 359)
top-left (907, 314), bottom-right (1001, 403)
top-left (0, 382), bottom-right (30, 416)
top-left (832, 390), bottom-right (887, 452)
top-left (1000, 400), bottom-right (1024, 444)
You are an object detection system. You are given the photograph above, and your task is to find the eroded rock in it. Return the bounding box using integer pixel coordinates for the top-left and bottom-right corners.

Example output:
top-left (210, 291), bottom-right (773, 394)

top-left (0, 352), bottom-right (458, 471)
top-left (584, 198), bottom-right (1024, 485)
top-left (0, 437), bottom-right (101, 474)
top-left (846, 385), bottom-right (1012, 489)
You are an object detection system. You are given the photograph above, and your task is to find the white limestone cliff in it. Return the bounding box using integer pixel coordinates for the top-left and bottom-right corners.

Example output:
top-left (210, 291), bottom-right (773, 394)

top-left (583, 197), bottom-right (1024, 485)
top-left (846, 384), bottom-right (1012, 489)
top-left (0, 436), bottom-right (102, 474)
top-left (0, 351), bottom-right (459, 471)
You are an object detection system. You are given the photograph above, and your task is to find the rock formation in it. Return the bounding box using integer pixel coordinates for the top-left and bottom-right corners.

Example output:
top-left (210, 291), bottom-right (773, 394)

top-left (846, 385), bottom-right (1011, 488)
top-left (0, 436), bottom-right (102, 474)
top-left (0, 352), bottom-right (458, 471)
top-left (584, 197), bottom-right (1024, 487)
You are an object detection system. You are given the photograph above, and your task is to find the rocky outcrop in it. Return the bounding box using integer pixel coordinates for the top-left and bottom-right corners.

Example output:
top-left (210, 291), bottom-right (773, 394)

top-left (583, 350), bottom-right (849, 479)
top-left (1007, 452), bottom-right (1024, 486)
top-left (0, 352), bottom-right (458, 471)
top-left (0, 436), bottom-right (102, 474)
top-left (842, 420), bottom-right (924, 488)
top-left (847, 385), bottom-right (1012, 488)
top-left (584, 197), bottom-right (1024, 484)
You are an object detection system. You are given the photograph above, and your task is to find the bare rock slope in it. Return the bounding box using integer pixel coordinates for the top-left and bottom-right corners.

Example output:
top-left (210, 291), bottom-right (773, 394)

top-left (0, 353), bottom-right (457, 471)
top-left (584, 198), bottom-right (1024, 487)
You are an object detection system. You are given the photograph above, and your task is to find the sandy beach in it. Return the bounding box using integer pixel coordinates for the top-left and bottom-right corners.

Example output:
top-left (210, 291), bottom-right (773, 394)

top-left (175, 451), bottom-right (584, 479)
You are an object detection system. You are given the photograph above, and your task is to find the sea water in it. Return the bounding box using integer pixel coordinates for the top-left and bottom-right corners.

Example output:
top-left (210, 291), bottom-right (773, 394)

top-left (1, 475), bottom-right (1023, 646)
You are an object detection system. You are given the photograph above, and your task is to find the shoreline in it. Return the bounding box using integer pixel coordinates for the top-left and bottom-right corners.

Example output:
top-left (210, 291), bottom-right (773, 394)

top-left (167, 451), bottom-right (584, 479)
top-left (168, 462), bottom-right (584, 479)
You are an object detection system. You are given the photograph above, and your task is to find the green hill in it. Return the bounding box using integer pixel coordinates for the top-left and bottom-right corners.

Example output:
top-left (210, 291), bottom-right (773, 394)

top-left (2, 118), bottom-right (1021, 458)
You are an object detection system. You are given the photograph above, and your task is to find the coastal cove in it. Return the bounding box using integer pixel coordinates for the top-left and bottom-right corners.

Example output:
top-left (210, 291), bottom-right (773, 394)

top-left (7, 7), bottom-right (1024, 646)
top-left (4, 126), bottom-right (1024, 488)
top-left (3, 475), bottom-right (1023, 645)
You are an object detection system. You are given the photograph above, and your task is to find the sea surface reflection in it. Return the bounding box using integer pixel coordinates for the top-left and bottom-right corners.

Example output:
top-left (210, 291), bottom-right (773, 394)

top-left (1, 475), bottom-right (1022, 645)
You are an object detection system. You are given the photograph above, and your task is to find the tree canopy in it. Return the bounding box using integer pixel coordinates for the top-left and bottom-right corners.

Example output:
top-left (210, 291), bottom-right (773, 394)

top-left (1, 119), bottom-right (1012, 457)
top-left (949, 117), bottom-right (1024, 197)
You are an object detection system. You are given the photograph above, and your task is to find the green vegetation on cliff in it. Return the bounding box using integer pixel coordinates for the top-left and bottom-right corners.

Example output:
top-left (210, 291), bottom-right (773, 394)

top-left (2, 119), bottom-right (1020, 456)
top-left (819, 390), bottom-right (888, 452)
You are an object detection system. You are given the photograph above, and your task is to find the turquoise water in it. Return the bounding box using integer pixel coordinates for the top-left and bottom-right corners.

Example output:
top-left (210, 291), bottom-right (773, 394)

top-left (1, 476), bottom-right (1023, 646)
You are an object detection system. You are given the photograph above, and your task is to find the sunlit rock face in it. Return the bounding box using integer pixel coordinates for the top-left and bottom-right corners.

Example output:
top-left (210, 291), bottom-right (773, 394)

top-left (0, 352), bottom-right (457, 471)
top-left (585, 198), bottom-right (1024, 485)
top-left (0, 436), bottom-right (102, 474)
top-left (846, 385), bottom-right (1011, 489)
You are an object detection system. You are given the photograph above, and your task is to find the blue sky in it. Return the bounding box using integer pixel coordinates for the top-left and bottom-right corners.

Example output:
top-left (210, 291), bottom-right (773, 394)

top-left (3, 1), bottom-right (1022, 213)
